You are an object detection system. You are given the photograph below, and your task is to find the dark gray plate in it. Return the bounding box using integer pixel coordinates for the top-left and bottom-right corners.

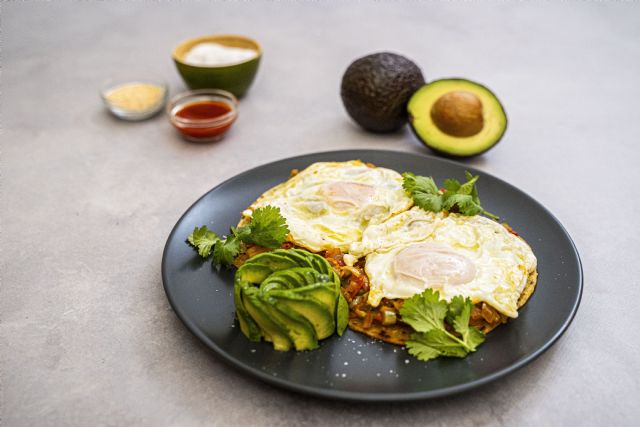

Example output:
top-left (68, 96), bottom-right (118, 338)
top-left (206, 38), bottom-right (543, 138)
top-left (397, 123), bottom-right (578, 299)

top-left (161, 149), bottom-right (582, 401)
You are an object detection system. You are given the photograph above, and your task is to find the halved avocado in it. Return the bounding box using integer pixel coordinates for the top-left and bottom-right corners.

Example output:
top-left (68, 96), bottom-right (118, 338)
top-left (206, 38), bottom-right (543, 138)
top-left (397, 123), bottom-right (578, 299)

top-left (408, 79), bottom-right (507, 157)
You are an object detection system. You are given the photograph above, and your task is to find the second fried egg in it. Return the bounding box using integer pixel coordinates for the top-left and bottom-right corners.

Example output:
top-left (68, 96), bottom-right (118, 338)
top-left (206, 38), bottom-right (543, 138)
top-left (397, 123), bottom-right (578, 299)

top-left (364, 211), bottom-right (537, 318)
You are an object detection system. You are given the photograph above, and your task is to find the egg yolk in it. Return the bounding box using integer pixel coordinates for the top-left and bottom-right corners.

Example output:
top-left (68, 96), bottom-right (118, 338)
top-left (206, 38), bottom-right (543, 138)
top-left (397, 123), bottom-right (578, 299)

top-left (393, 242), bottom-right (476, 289)
top-left (319, 182), bottom-right (374, 210)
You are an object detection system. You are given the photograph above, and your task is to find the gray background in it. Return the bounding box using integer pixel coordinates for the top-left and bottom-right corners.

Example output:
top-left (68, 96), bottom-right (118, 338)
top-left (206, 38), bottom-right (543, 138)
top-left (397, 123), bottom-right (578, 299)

top-left (2, 1), bottom-right (639, 426)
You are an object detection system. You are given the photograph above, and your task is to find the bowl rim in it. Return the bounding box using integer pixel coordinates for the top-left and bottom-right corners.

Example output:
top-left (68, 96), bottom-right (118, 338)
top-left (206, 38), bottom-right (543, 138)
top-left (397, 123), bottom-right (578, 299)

top-left (172, 34), bottom-right (262, 69)
top-left (168, 89), bottom-right (238, 127)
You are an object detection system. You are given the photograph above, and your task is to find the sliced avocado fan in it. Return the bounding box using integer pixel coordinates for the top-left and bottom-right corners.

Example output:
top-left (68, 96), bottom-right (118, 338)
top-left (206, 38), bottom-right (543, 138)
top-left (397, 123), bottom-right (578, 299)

top-left (234, 249), bottom-right (348, 351)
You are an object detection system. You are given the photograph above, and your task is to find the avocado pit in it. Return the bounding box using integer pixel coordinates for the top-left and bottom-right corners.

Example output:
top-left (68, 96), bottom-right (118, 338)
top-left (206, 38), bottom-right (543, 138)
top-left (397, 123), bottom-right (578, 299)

top-left (430, 91), bottom-right (484, 137)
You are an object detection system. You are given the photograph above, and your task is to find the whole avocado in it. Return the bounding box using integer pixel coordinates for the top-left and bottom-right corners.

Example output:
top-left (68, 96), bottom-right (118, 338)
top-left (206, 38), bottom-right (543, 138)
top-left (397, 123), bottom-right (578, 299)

top-left (341, 52), bottom-right (425, 133)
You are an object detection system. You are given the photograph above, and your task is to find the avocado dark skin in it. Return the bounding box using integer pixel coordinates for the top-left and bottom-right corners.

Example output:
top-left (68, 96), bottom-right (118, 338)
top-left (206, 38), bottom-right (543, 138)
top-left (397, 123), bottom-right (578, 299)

top-left (341, 52), bottom-right (425, 133)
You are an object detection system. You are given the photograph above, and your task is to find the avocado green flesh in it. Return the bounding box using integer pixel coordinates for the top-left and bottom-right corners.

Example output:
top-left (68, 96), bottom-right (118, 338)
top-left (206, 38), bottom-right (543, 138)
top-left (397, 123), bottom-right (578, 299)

top-left (262, 268), bottom-right (331, 290)
top-left (289, 284), bottom-right (337, 317)
top-left (234, 249), bottom-right (346, 350)
top-left (259, 276), bottom-right (291, 293)
top-left (311, 257), bottom-right (340, 283)
top-left (269, 291), bottom-right (335, 340)
top-left (236, 264), bottom-right (273, 284)
top-left (243, 252), bottom-right (300, 271)
top-left (408, 79), bottom-right (507, 157)
top-left (260, 295), bottom-right (318, 351)
top-left (242, 288), bottom-right (292, 351)
top-left (336, 293), bottom-right (349, 336)
top-left (278, 250), bottom-right (315, 269)
top-left (234, 281), bottom-right (262, 341)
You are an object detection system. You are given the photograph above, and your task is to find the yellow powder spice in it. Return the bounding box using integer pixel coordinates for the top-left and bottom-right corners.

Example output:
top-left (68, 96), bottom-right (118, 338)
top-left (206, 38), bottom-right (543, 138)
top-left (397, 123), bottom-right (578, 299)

top-left (105, 83), bottom-right (165, 112)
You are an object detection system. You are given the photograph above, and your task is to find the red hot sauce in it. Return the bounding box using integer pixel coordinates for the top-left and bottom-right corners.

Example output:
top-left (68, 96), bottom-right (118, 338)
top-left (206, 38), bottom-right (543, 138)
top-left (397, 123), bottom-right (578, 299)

top-left (171, 100), bottom-right (236, 141)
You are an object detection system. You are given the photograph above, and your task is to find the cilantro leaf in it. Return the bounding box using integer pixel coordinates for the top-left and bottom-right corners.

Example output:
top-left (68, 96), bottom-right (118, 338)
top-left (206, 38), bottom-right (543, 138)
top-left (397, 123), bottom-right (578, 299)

top-left (400, 289), bottom-right (487, 362)
top-left (413, 192), bottom-right (444, 213)
top-left (212, 236), bottom-right (241, 268)
top-left (464, 327), bottom-right (486, 352)
top-left (402, 173), bottom-right (444, 212)
top-left (403, 171), bottom-right (497, 219)
top-left (187, 226), bottom-right (220, 258)
top-left (187, 205), bottom-right (290, 269)
top-left (465, 171), bottom-right (480, 202)
top-left (243, 206), bottom-right (289, 248)
top-left (443, 178), bottom-right (461, 193)
top-left (403, 172), bottom-right (438, 194)
top-left (445, 295), bottom-right (467, 325)
top-left (457, 173), bottom-right (479, 195)
top-left (442, 193), bottom-right (483, 216)
top-left (399, 289), bottom-right (448, 333)
top-left (412, 329), bottom-right (470, 358)
top-left (447, 296), bottom-right (486, 351)
top-left (405, 336), bottom-right (442, 361)
top-left (231, 225), bottom-right (252, 241)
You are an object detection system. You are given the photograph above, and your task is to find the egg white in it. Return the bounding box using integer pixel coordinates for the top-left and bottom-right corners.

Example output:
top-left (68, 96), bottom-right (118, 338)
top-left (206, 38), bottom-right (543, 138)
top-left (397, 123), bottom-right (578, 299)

top-left (364, 212), bottom-right (537, 318)
top-left (349, 207), bottom-right (439, 258)
top-left (242, 161), bottom-right (413, 252)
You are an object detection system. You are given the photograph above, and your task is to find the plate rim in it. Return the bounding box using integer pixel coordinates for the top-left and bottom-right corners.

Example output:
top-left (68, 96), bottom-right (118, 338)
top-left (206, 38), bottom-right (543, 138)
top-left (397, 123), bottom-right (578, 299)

top-left (161, 148), bottom-right (583, 402)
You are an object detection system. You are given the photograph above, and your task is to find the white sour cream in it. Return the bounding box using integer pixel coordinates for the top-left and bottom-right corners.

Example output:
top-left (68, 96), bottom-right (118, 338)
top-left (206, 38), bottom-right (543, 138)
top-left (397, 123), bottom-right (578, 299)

top-left (184, 42), bottom-right (258, 66)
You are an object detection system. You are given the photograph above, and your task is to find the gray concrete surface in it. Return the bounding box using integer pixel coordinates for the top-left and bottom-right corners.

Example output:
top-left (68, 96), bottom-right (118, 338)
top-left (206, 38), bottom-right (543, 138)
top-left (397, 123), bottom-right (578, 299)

top-left (2, 1), bottom-right (640, 426)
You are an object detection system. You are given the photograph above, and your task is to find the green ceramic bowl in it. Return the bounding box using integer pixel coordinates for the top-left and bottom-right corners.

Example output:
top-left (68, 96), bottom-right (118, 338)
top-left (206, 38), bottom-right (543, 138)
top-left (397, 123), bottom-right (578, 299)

top-left (172, 34), bottom-right (262, 98)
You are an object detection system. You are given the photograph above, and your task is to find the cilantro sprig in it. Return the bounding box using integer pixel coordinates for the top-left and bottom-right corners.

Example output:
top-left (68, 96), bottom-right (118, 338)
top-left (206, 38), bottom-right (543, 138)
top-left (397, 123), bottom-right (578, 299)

top-left (187, 206), bottom-right (289, 268)
top-left (399, 289), bottom-right (486, 361)
top-left (402, 171), bottom-right (497, 218)
top-left (187, 226), bottom-right (220, 258)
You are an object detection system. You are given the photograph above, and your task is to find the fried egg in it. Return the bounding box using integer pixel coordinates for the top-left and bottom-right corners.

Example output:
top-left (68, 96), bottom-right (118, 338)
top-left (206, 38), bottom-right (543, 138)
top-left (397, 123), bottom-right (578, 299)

top-left (363, 211), bottom-right (537, 318)
top-left (242, 161), bottom-right (413, 252)
top-left (349, 207), bottom-right (439, 258)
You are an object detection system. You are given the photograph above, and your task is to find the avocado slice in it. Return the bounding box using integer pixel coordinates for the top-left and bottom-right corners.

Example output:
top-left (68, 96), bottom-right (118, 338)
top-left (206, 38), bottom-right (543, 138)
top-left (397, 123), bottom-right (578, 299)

top-left (276, 249), bottom-right (315, 269)
top-left (241, 287), bottom-right (292, 351)
top-left (244, 251), bottom-right (300, 271)
top-left (234, 280), bottom-right (262, 341)
top-left (310, 257), bottom-right (340, 284)
top-left (259, 275), bottom-right (292, 293)
top-left (246, 248), bottom-right (316, 270)
top-left (336, 292), bottom-right (349, 336)
top-left (262, 268), bottom-right (331, 291)
top-left (408, 79), bottom-right (507, 157)
top-left (290, 283), bottom-right (337, 316)
top-left (236, 264), bottom-right (273, 284)
top-left (236, 251), bottom-right (301, 284)
top-left (233, 249), bottom-right (347, 350)
top-left (259, 294), bottom-right (318, 351)
top-left (341, 52), bottom-right (425, 133)
top-left (270, 291), bottom-right (335, 340)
